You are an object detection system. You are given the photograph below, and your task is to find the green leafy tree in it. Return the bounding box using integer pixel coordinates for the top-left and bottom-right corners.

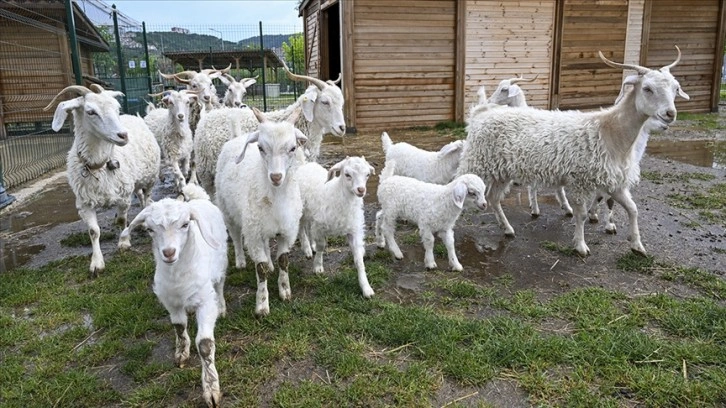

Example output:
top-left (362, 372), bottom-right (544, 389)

top-left (282, 33), bottom-right (305, 73)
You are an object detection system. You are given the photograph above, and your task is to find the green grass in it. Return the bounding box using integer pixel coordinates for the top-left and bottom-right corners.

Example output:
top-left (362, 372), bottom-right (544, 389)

top-left (668, 183), bottom-right (726, 226)
top-left (60, 231), bottom-right (119, 247)
top-left (2, 246), bottom-right (726, 407)
top-left (641, 170), bottom-right (716, 184)
top-left (540, 240), bottom-right (580, 257)
top-left (676, 112), bottom-right (723, 130)
top-left (434, 121), bottom-right (467, 139)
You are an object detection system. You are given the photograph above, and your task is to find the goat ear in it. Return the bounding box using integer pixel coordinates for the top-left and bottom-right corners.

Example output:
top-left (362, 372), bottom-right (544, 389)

top-left (677, 87), bottom-right (690, 100)
top-left (294, 129), bottom-right (308, 147)
top-left (452, 182), bottom-right (467, 209)
top-left (301, 88), bottom-right (318, 122)
top-left (243, 78), bottom-right (257, 88)
top-left (190, 208), bottom-right (221, 249)
top-left (236, 131), bottom-right (260, 164)
top-left (507, 85), bottom-right (522, 98)
top-left (438, 140), bottom-right (463, 157)
top-left (369, 164), bottom-right (376, 175)
top-left (623, 74), bottom-right (640, 86)
top-left (287, 107), bottom-right (302, 124)
top-left (252, 107), bottom-right (267, 123)
top-left (218, 75), bottom-right (231, 86)
top-left (209, 71), bottom-right (223, 80)
top-left (326, 158), bottom-right (347, 181)
top-left (51, 98), bottom-right (83, 131)
top-left (118, 206), bottom-right (151, 248)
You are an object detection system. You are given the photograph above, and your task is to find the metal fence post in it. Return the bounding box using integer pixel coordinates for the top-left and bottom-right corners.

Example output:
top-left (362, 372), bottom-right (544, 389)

top-left (259, 21), bottom-right (267, 111)
top-left (291, 39), bottom-right (297, 99)
top-left (142, 22), bottom-right (153, 96)
top-left (112, 4), bottom-right (128, 113)
top-left (0, 163), bottom-right (16, 210)
top-left (64, 0), bottom-right (83, 85)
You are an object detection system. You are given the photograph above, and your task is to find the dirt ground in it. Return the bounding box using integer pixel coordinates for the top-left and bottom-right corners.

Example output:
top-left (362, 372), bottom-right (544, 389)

top-left (0, 110), bottom-right (724, 406)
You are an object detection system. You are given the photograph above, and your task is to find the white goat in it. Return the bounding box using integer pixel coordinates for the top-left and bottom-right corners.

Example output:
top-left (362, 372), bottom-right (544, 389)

top-left (118, 183), bottom-right (227, 408)
top-left (144, 90), bottom-right (198, 192)
top-left (459, 47), bottom-right (689, 256)
top-left (475, 75), bottom-right (573, 217)
top-left (215, 107), bottom-right (308, 316)
top-left (219, 73), bottom-right (257, 108)
top-left (44, 84), bottom-right (160, 276)
top-left (194, 63), bottom-right (345, 194)
top-left (380, 131), bottom-right (463, 184)
top-left (297, 156), bottom-right (376, 298)
top-left (375, 162), bottom-right (487, 271)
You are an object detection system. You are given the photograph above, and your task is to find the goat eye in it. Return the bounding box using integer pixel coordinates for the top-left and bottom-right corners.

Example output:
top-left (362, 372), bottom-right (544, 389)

top-left (345, 174), bottom-right (352, 179)
top-left (643, 86), bottom-right (653, 94)
top-left (258, 145), bottom-right (265, 154)
top-left (181, 222), bottom-right (189, 229)
top-left (321, 99), bottom-right (330, 106)
top-left (87, 109), bottom-right (97, 116)
top-left (289, 146), bottom-right (297, 153)
top-left (468, 190), bottom-right (476, 196)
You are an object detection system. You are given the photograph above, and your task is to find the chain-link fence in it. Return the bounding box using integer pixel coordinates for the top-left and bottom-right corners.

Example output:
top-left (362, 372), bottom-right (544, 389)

top-left (0, 0), bottom-right (303, 196)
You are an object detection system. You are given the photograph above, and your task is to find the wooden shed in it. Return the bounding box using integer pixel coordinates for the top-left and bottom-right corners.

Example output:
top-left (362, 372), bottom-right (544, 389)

top-left (299, 0), bottom-right (726, 132)
top-left (0, 0), bottom-right (109, 138)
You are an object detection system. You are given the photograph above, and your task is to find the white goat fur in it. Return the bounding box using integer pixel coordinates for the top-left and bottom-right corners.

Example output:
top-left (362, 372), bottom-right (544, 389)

top-left (195, 77), bottom-right (346, 195)
top-left (375, 162), bottom-right (488, 271)
top-left (118, 183), bottom-right (227, 408)
top-left (45, 85), bottom-right (160, 275)
top-left (459, 49), bottom-right (689, 256)
top-left (215, 107), bottom-right (308, 316)
top-left (144, 90), bottom-right (198, 191)
top-left (380, 131), bottom-right (463, 184)
top-left (297, 156), bottom-right (376, 298)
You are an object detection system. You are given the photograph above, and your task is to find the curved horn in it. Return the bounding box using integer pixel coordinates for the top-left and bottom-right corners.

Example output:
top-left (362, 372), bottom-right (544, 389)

top-left (43, 85), bottom-right (90, 111)
top-left (217, 63), bottom-right (232, 74)
top-left (329, 73), bottom-right (342, 85)
top-left (660, 45), bottom-right (682, 72)
top-left (89, 83), bottom-right (105, 93)
top-left (174, 70), bottom-right (199, 79)
top-left (148, 91), bottom-right (167, 98)
top-left (509, 74), bottom-right (538, 85)
top-left (280, 58), bottom-right (327, 90)
top-left (158, 70), bottom-right (176, 80)
top-left (598, 51), bottom-right (651, 75)
top-left (173, 74), bottom-right (192, 85)
top-left (222, 73), bottom-right (238, 83)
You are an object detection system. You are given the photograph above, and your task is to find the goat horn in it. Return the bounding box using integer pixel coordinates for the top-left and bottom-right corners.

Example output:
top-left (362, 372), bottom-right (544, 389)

top-left (510, 74), bottom-right (538, 84)
top-left (173, 70), bottom-right (199, 79)
top-left (222, 73), bottom-right (238, 83)
top-left (159, 71), bottom-right (176, 80)
top-left (280, 58), bottom-right (327, 90)
top-left (329, 73), bottom-right (342, 85)
top-left (148, 91), bottom-right (167, 97)
top-left (43, 85), bottom-right (90, 111)
top-left (173, 74), bottom-right (192, 85)
top-left (89, 84), bottom-right (105, 93)
top-left (217, 63), bottom-right (232, 74)
top-left (598, 51), bottom-right (651, 75)
top-left (660, 45), bottom-right (682, 72)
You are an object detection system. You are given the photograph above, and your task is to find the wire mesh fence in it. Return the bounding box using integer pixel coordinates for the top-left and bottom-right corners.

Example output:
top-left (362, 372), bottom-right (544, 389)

top-left (0, 0), bottom-right (303, 191)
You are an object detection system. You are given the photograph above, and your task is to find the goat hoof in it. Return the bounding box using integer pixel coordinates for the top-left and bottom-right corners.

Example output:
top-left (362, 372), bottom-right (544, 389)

top-left (630, 246), bottom-right (647, 257)
top-left (530, 213), bottom-right (540, 218)
top-left (204, 390), bottom-right (221, 408)
top-left (565, 212), bottom-right (574, 218)
top-left (589, 217), bottom-right (599, 224)
top-left (605, 226), bottom-right (617, 235)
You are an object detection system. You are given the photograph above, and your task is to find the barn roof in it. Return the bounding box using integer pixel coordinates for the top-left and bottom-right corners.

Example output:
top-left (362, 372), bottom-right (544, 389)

top-left (162, 49), bottom-right (284, 72)
top-left (0, 0), bottom-right (110, 52)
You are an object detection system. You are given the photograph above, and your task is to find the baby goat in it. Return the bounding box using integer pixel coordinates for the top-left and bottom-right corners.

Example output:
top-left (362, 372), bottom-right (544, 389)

top-left (118, 184), bottom-right (228, 407)
top-left (375, 162), bottom-right (487, 271)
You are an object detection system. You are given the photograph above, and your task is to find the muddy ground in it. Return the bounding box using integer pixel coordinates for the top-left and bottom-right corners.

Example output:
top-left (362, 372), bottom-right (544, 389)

top-left (0, 112), bottom-right (724, 406)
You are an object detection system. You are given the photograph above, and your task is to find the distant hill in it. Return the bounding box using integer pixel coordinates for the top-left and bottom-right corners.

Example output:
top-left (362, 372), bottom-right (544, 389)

top-left (131, 31), bottom-right (300, 53)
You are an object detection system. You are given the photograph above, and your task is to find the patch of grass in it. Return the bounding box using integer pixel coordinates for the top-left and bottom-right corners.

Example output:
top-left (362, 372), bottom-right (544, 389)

top-left (677, 112), bottom-right (722, 130)
top-left (617, 253), bottom-right (726, 299)
top-left (434, 120), bottom-right (467, 139)
top-left (540, 240), bottom-right (579, 257)
top-left (641, 170), bottom-right (716, 184)
top-left (668, 183), bottom-right (726, 225)
top-left (60, 231), bottom-right (118, 247)
top-left (4, 244), bottom-right (726, 406)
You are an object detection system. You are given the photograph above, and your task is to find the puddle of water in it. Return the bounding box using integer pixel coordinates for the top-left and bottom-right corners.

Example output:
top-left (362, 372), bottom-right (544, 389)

top-left (2, 185), bottom-right (78, 234)
top-left (0, 242), bottom-right (46, 273)
top-left (646, 139), bottom-right (725, 168)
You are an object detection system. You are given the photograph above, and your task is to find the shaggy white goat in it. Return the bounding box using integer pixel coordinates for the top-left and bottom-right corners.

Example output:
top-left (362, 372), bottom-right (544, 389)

top-left (297, 156), bottom-right (376, 298)
top-left (194, 63), bottom-right (345, 194)
top-left (219, 73), bottom-right (257, 108)
top-left (118, 183), bottom-right (227, 408)
top-left (459, 47), bottom-right (689, 256)
top-left (375, 162), bottom-right (487, 271)
top-left (215, 107), bottom-right (308, 316)
top-left (144, 90), bottom-right (198, 192)
top-left (474, 75), bottom-right (573, 217)
top-left (380, 131), bottom-right (463, 184)
top-left (44, 84), bottom-right (160, 276)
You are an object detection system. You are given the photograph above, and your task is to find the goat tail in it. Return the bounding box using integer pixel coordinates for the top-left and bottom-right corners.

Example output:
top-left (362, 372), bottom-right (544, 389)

top-left (380, 160), bottom-right (396, 182)
top-left (181, 182), bottom-right (211, 201)
top-left (380, 131), bottom-right (393, 154)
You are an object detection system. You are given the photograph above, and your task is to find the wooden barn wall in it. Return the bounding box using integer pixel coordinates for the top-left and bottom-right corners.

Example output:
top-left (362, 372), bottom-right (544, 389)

top-left (352, 0), bottom-right (457, 130)
top-left (0, 21), bottom-right (66, 124)
top-left (464, 1), bottom-right (555, 110)
top-left (556, 0), bottom-right (629, 109)
top-left (303, 0), bottom-right (321, 79)
top-left (623, 0), bottom-right (645, 75)
top-left (644, 0), bottom-right (721, 112)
